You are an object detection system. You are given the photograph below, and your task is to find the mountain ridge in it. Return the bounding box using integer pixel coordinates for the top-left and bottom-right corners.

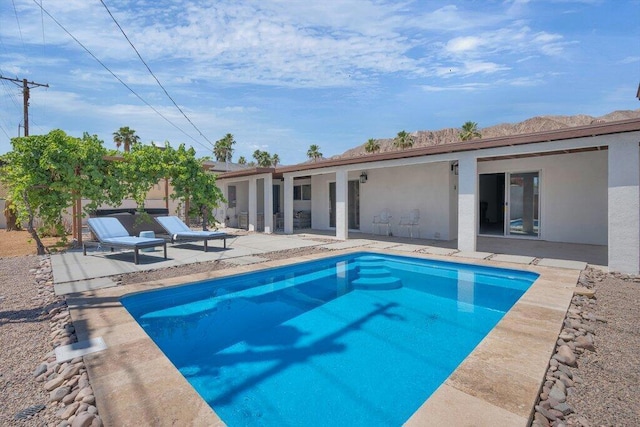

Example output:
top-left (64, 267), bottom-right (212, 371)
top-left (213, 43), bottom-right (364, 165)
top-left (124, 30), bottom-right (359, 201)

top-left (334, 109), bottom-right (640, 159)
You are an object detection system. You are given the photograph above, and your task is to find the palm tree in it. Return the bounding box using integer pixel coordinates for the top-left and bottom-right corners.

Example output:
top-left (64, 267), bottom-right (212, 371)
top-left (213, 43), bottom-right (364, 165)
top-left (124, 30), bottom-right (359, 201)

top-left (113, 126), bottom-right (140, 152)
top-left (253, 149), bottom-right (274, 167)
top-left (272, 153), bottom-right (280, 167)
top-left (237, 156), bottom-right (246, 165)
top-left (364, 138), bottom-right (380, 154)
top-left (459, 121), bottom-right (481, 141)
top-left (213, 133), bottom-right (235, 162)
top-left (393, 130), bottom-right (414, 150)
top-left (307, 144), bottom-right (322, 162)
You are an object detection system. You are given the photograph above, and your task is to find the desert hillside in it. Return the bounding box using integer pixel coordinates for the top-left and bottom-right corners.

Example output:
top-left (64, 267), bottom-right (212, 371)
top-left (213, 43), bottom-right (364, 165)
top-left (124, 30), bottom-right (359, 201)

top-left (336, 109), bottom-right (640, 159)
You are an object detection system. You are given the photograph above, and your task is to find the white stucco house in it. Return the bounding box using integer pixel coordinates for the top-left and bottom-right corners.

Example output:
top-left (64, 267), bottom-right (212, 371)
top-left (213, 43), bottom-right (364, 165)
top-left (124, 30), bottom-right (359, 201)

top-left (213, 118), bottom-right (640, 275)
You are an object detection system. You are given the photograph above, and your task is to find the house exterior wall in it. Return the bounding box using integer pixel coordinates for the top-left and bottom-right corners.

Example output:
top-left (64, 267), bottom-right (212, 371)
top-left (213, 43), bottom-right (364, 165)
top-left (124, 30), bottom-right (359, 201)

top-left (311, 174), bottom-right (331, 230)
top-left (478, 150), bottom-right (608, 245)
top-left (226, 181), bottom-right (249, 227)
top-left (310, 163), bottom-right (453, 239)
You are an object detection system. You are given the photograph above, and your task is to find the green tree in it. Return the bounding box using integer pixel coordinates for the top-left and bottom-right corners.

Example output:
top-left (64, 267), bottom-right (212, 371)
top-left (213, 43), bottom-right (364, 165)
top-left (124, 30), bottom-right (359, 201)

top-left (272, 153), bottom-right (280, 167)
top-left (307, 144), bottom-right (322, 162)
top-left (110, 142), bottom-right (166, 210)
top-left (1, 130), bottom-right (119, 254)
top-left (214, 133), bottom-right (235, 162)
top-left (459, 121), bottom-right (482, 141)
top-left (113, 126), bottom-right (140, 152)
top-left (166, 144), bottom-right (225, 230)
top-left (393, 130), bottom-right (414, 150)
top-left (364, 138), bottom-right (380, 153)
top-left (238, 156), bottom-right (247, 165)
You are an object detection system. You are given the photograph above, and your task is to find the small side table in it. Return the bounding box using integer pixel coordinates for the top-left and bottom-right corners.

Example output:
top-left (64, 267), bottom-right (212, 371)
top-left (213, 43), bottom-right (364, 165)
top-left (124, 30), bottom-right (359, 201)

top-left (139, 231), bottom-right (155, 252)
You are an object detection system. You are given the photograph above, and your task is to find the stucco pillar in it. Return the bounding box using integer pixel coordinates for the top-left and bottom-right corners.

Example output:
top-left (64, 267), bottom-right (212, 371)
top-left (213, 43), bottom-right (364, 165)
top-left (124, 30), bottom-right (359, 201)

top-left (522, 174), bottom-right (535, 234)
top-left (457, 154), bottom-right (477, 252)
top-left (335, 170), bottom-right (349, 240)
top-left (263, 174), bottom-right (273, 234)
top-left (284, 175), bottom-right (294, 234)
top-left (248, 177), bottom-right (257, 232)
top-left (608, 140), bottom-right (640, 274)
top-left (218, 181), bottom-right (229, 227)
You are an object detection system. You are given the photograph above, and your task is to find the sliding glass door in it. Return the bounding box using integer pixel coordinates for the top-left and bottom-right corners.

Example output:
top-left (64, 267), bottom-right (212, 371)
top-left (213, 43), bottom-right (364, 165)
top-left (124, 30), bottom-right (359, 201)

top-left (479, 171), bottom-right (540, 237)
top-left (508, 172), bottom-right (539, 237)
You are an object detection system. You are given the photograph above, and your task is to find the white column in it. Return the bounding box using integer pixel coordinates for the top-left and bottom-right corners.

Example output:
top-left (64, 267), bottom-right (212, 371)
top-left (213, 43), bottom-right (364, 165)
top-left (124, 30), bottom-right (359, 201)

top-left (284, 175), bottom-right (294, 234)
top-left (335, 169), bottom-right (348, 240)
top-left (248, 177), bottom-right (257, 232)
top-left (219, 181), bottom-right (229, 227)
top-left (457, 154), bottom-right (477, 252)
top-left (263, 174), bottom-right (273, 234)
top-left (608, 140), bottom-right (640, 274)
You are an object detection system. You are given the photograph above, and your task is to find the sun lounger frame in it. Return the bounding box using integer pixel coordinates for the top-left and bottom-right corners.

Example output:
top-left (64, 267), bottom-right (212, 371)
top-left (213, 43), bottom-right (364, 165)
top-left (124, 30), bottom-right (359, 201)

top-left (155, 216), bottom-right (230, 252)
top-left (84, 218), bottom-right (168, 264)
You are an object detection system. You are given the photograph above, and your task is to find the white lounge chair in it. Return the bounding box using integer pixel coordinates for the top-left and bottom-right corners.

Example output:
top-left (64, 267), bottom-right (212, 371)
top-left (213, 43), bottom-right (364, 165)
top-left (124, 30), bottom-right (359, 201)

top-left (155, 216), bottom-right (230, 251)
top-left (84, 217), bottom-right (167, 264)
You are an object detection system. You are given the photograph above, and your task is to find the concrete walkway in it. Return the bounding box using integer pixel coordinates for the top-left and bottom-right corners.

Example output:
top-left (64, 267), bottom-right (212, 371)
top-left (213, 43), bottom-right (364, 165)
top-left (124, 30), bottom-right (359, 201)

top-left (51, 230), bottom-right (602, 295)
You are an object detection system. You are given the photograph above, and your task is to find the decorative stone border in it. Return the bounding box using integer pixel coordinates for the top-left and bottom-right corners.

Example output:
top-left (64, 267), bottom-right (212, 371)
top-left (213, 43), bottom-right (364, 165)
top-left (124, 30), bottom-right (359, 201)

top-left (531, 271), bottom-right (601, 427)
top-left (31, 256), bottom-right (102, 427)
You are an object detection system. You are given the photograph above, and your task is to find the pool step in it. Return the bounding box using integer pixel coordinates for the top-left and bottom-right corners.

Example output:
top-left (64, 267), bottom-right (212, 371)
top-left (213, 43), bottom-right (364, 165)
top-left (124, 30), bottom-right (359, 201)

top-left (353, 262), bottom-right (402, 290)
top-left (356, 267), bottom-right (389, 278)
top-left (352, 276), bottom-right (402, 290)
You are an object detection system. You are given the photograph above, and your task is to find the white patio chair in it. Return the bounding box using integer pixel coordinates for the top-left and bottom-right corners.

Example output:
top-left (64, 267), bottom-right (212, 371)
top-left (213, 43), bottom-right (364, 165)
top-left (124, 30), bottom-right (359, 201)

top-left (372, 209), bottom-right (392, 236)
top-left (399, 209), bottom-right (420, 238)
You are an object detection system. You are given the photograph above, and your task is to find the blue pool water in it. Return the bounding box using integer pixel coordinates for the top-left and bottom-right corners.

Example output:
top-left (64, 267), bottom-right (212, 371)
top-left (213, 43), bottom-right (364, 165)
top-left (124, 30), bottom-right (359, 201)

top-left (122, 252), bottom-right (538, 426)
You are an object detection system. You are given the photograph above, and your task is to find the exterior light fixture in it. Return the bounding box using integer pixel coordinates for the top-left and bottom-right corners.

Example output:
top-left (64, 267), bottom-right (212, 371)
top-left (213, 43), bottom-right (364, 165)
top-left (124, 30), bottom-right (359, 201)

top-left (359, 171), bottom-right (368, 183)
top-left (451, 161), bottom-right (459, 176)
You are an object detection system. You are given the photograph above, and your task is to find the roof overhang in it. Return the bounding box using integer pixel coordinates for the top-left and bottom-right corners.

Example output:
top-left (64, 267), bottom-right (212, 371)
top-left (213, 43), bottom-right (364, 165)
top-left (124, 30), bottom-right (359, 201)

top-left (218, 118), bottom-right (640, 178)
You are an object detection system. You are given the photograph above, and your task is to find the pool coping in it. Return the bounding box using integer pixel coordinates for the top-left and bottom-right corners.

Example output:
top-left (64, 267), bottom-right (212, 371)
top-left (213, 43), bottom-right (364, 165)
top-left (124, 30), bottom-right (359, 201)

top-left (65, 248), bottom-right (580, 426)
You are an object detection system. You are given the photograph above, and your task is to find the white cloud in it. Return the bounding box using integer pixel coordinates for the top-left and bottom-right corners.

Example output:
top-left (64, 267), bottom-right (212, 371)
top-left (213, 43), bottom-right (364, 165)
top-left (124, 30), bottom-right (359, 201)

top-left (446, 36), bottom-right (484, 54)
top-left (421, 82), bottom-right (489, 92)
top-left (620, 56), bottom-right (640, 64)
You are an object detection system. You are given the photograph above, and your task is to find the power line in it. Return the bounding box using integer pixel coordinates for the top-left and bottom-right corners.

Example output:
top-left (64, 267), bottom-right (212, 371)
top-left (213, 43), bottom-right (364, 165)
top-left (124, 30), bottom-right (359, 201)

top-left (11, 0), bottom-right (26, 52)
top-left (30, 0), bottom-right (210, 151)
top-left (99, 0), bottom-right (214, 149)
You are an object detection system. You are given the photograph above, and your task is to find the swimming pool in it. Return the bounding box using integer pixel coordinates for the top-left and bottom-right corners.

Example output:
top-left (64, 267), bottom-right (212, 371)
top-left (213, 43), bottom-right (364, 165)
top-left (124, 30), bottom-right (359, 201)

top-left (122, 252), bottom-right (538, 426)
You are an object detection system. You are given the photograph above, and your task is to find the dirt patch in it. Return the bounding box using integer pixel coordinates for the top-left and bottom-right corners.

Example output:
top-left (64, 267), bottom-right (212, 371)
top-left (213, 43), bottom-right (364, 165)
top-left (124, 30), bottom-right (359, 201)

top-left (0, 230), bottom-right (71, 258)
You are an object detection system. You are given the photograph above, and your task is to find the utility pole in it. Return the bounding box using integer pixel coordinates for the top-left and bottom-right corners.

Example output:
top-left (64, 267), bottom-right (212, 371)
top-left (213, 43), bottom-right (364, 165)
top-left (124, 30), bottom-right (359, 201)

top-left (0, 76), bottom-right (49, 136)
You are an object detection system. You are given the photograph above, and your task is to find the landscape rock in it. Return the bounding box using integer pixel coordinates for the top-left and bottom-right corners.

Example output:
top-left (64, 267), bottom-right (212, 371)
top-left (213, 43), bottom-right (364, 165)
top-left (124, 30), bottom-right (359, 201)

top-left (553, 345), bottom-right (577, 367)
top-left (575, 335), bottom-right (595, 352)
top-left (50, 385), bottom-right (72, 402)
top-left (45, 375), bottom-right (66, 391)
top-left (71, 412), bottom-right (96, 427)
top-left (57, 402), bottom-right (81, 420)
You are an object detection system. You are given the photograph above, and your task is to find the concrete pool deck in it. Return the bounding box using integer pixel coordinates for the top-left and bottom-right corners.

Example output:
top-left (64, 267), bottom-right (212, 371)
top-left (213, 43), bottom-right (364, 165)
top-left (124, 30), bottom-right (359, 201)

top-left (56, 234), bottom-right (584, 426)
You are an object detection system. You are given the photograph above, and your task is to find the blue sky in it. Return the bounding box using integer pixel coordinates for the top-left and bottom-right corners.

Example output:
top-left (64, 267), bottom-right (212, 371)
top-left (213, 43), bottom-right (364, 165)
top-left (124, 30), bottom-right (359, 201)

top-left (1, 0), bottom-right (638, 165)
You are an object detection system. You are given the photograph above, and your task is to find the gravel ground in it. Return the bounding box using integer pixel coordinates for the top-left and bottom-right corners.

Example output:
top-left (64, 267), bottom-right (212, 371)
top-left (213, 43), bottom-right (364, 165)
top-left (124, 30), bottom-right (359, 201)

top-left (1, 252), bottom-right (638, 426)
top-left (564, 269), bottom-right (640, 426)
top-left (0, 256), bottom-right (58, 426)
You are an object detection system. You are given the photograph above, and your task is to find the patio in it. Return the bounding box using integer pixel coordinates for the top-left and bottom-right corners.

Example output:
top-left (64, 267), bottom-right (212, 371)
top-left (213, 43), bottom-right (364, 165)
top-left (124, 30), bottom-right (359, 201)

top-left (52, 230), bottom-right (604, 296)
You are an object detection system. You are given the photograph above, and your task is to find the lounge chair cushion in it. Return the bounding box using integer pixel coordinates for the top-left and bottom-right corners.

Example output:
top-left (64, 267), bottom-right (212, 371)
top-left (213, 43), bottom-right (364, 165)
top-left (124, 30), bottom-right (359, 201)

top-left (101, 236), bottom-right (165, 247)
top-left (88, 217), bottom-right (131, 239)
top-left (155, 215), bottom-right (192, 234)
top-left (155, 216), bottom-right (227, 239)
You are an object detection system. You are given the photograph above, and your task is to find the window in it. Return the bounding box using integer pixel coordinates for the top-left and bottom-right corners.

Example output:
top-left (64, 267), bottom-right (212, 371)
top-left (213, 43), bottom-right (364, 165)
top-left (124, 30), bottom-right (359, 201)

top-left (228, 185), bottom-right (237, 208)
top-left (293, 184), bottom-right (311, 200)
